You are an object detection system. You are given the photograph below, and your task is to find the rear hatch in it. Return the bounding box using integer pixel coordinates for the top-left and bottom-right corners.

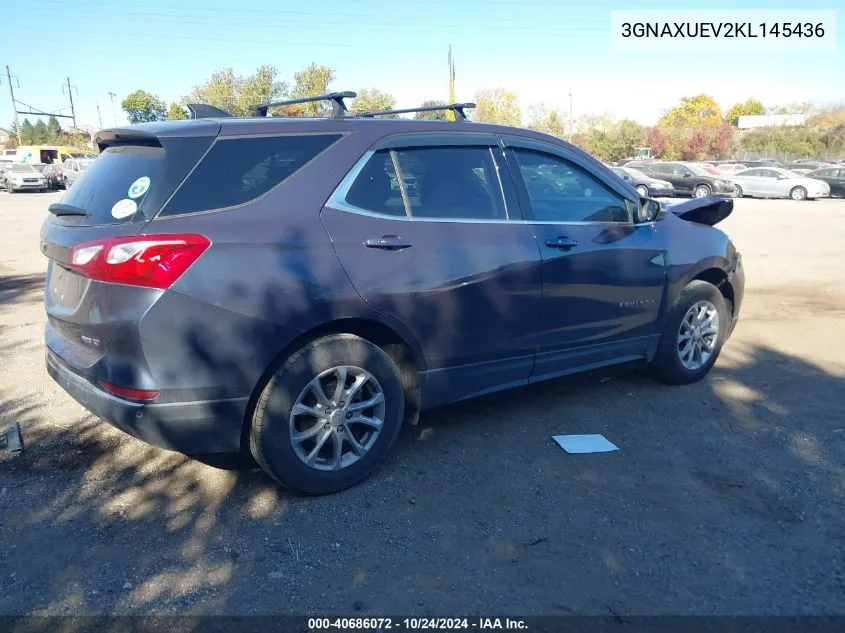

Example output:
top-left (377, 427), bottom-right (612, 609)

top-left (42, 122), bottom-right (219, 385)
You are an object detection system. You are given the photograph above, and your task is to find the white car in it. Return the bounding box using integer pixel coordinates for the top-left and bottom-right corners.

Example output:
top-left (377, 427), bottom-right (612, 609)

top-left (728, 167), bottom-right (830, 200)
top-left (716, 163), bottom-right (747, 175)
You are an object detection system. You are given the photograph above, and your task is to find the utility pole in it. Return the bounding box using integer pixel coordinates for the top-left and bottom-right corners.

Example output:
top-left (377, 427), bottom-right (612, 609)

top-left (4, 66), bottom-right (21, 143)
top-left (568, 90), bottom-right (573, 142)
top-left (447, 45), bottom-right (456, 121)
top-left (96, 102), bottom-right (104, 129)
top-left (107, 91), bottom-right (117, 126)
top-left (63, 77), bottom-right (78, 127)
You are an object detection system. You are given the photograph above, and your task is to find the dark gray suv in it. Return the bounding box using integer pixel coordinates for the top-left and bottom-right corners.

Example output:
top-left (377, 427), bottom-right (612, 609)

top-left (41, 94), bottom-right (744, 494)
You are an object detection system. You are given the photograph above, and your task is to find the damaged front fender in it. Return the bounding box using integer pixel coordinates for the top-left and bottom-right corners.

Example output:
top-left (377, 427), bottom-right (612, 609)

top-left (665, 197), bottom-right (733, 227)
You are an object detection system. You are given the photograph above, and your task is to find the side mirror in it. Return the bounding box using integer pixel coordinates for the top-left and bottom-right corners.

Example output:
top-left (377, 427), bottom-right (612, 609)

top-left (683, 172), bottom-right (692, 178)
top-left (636, 198), bottom-right (664, 223)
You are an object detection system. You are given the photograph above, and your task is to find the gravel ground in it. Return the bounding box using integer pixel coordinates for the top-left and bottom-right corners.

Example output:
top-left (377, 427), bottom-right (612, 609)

top-left (1, 192), bottom-right (844, 616)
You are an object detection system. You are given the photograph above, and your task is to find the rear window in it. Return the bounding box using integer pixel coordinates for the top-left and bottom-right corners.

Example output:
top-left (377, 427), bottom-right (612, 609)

top-left (59, 137), bottom-right (213, 225)
top-left (161, 134), bottom-right (342, 216)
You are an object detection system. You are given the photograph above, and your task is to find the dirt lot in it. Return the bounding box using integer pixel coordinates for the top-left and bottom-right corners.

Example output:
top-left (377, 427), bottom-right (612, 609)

top-left (1, 192), bottom-right (844, 616)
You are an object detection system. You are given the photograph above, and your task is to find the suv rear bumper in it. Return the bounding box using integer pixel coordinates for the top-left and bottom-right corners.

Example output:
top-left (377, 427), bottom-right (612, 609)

top-left (46, 349), bottom-right (247, 454)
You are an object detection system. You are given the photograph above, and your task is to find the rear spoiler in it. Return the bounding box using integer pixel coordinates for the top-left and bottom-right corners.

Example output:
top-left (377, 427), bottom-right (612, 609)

top-left (665, 197), bottom-right (733, 226)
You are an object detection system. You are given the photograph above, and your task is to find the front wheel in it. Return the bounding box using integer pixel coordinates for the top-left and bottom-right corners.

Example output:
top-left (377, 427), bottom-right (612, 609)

top-left (733, 185), bottom-right (743, 198)
top-left (636, 185), bottom-right (649, 197)
top-left (650, 280), bottom-right (728, 385)
top-left (249, 334), bottom-right (406, 495)
top-left (790, 186), bottom-right (808, 201)
top-left (693, 184), bottom-right (711, 198)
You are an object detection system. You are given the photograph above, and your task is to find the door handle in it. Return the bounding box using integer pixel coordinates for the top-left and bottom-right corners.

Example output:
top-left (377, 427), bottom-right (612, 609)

top-left (544, 237), bottom-right (579, 250)
top-left (364, 235), bottom-right (413, 251)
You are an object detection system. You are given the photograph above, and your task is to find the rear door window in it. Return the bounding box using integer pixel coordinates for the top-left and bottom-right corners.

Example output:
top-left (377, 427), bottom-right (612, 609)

top-left (344, 150), bottom-right (407, 217)
top-left (393, 146), bottom-right (506, 220)
top-left (161, 133), bottom-right (342, 216)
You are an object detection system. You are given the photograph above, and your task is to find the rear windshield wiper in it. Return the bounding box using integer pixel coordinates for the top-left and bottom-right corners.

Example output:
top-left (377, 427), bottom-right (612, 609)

top-left (48, 203), bottom-right (89, 217)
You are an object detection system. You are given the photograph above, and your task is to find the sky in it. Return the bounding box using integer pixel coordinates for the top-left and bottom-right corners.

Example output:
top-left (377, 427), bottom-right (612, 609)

top-left (2, 0), bottom-right (842, 132)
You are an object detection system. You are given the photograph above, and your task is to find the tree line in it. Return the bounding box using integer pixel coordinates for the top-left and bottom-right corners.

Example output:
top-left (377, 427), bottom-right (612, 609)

top-left (5, 116), bottom-right (89, 149)
top-left (7, 62), bottom-right (841, 163)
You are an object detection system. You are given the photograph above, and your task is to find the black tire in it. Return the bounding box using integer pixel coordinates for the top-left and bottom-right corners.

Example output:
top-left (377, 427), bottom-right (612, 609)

top-left (635, 185), bottom-right (649, 197)
top-left (790, 186), bottom-right (807, 201)
top-left (734, 185), bottom-right (743, 198)
top-left (249, 334), bottom-right (406, 495)
top-left (693, 184), bottom-right (711, 198)
top-left (650, 280), bottom-right (728, 385)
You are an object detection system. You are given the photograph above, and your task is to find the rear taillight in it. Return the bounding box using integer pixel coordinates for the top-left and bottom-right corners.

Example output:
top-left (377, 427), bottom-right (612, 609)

top-left (99, 381), bottom-right (160, 401)
top-left (68, 234), bottom-right (211, 290)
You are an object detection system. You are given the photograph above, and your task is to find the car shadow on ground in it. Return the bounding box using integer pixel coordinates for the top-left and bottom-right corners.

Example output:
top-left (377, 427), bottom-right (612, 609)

top-left (2, 333), bottom-right (844, 615)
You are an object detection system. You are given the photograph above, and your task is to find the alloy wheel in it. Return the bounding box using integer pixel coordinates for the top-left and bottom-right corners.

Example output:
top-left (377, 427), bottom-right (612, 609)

top-left (289, 365), bottom-right (386, 471)
top-left (677, 300), bottom-right (719, 371)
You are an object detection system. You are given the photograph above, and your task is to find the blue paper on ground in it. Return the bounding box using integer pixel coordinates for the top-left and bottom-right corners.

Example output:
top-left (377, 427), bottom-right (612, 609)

top-left (553, 434), bottom-right (619, 454)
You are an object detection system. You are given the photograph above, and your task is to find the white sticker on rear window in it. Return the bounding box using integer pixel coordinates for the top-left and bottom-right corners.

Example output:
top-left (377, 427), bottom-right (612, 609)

top-left (111, 198), bottom-right (137, 219)
top-left (128, 176), bottom-right (150, 199)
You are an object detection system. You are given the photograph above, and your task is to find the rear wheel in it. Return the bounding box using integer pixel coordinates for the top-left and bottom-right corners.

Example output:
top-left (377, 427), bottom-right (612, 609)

top-left (249, 334), bottom-right (406, 495)
top-left (650, 280), bottom-right (728, 385)
top-left (733, 185), bottom-right (743, 197)
top-left (790, 186), bottom-right (808, 201)
top-left (693, 184), bottom-right (711, 198)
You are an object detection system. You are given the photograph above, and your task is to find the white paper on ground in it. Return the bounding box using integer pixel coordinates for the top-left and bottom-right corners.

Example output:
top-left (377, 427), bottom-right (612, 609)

top-left (553, 434), bottom-right (619, 454)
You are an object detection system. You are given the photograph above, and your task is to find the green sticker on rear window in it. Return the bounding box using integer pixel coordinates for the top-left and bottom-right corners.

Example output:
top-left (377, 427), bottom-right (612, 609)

top-left (128, 176), bottom-right (150, 199)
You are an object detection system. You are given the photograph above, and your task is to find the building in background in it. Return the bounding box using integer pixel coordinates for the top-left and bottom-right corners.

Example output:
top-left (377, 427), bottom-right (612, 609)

top-left (0, 127), bottom-right (10, 151)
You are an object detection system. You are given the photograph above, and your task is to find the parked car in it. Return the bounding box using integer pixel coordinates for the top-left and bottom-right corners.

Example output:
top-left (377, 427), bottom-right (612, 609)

top-left (716, 163), bottom-right (747, 175)
top-left (611, 166), bottom-right (674, 197)
top-left (804, 166), bottom-right (845, 197)
top-left (41, 164), bottom-right (66, 190)
top-left (3, 163), bottom-right (48, 193)
top-left (729, 167), bottom-right (830, 200)
top-left (785, 161), bottom-right (828, 172)
top-left (633, 162), bottom-right (736, 198)
top-left (41, 100), bottom-right (745, 494)
top-left (0, 159), bottom-right (12, 190)
top-left (61, 158), bottom-right (93, 187)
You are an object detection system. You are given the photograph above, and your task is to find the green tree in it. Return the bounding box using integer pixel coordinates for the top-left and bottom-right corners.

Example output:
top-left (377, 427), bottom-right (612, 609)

top-left (414, 100), bottom-right (448, 120)
top-left (186, 66), bottom-right (287, 117)
top-left (658, 94), bottom-right (723, 129)
top-left (473, 88), bottom-right (520, 126)
top-left (351, 88), bottom-right (396, 116)
top-left (526, 104), bottom-right (568, 138)
top-left (167, 103), bottom-right (188, 120)
top-left (6, 121), bottom-right (20, 148)
top-left (47, 116), bottom-right (63, 142)
top-left (121, 90), bottom-right (167, 123)
top-left (20, 118), bottom-right (34, 144)
top-left (34, 120), bottom-right (49, 143)
top-left (769, 102), bottom-right (812, 115)
top-left (725, 98), bottom-right (765, 125)
top-left (289, 64), bottom-right (336, 116)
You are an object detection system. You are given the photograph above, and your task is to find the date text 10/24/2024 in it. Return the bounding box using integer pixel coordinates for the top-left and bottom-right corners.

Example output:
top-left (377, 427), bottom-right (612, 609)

top-left (308, 618), bottom-right (528, 630)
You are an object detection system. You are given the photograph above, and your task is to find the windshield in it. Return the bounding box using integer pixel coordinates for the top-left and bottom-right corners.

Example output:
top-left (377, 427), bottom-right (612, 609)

top-left (9, 164), bottom-right (37, 173)
top-left (70, 153), bottom-right (97, 159)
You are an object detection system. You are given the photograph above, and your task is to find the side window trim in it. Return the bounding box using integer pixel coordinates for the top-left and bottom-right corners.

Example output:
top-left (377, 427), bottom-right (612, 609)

top-left (503, 146), bottom-right (634, 225)
top-left (326, 149), bottom-right (409, 220)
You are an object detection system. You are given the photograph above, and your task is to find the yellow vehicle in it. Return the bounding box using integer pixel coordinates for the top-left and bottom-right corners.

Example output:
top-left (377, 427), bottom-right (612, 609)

top-left (14, 145), bottom-right (97, 165)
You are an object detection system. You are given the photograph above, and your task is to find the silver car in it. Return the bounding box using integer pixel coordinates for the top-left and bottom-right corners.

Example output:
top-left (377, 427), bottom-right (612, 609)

top-left (3, 163), bottom-right (48, 193)
top-left (61, 159), bottom-right (93, 187)
top-left (729, 167), bottom-right (830, 200)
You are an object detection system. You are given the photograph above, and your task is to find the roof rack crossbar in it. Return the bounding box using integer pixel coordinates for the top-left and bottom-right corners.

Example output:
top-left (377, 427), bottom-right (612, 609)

top-left (358, 102), bottom-right (476, 122)
top-left (252, 91), bottom-right (357, 118)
